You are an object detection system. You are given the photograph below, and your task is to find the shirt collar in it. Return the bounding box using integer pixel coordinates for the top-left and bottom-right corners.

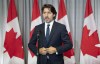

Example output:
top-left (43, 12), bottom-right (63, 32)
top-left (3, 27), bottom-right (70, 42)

top-left (45, 20), bottom-right (54, 26)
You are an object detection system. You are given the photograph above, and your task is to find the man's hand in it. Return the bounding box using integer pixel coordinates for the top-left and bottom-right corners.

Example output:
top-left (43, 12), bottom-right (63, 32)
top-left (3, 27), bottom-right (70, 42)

top-left (46, 46), bottom-right (57, 54)
top-left (39, 47), bottom-right (47, 55)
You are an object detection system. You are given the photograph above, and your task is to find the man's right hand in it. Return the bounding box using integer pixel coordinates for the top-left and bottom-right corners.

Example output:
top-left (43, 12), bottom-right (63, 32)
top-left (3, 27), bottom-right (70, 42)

top-left (39, 47), bottom-right (47, 55)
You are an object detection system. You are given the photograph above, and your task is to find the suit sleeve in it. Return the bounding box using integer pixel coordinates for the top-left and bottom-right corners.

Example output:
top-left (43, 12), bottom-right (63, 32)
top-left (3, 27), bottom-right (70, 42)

top-left (28, 26), bottom-right (38, 56)
top-left (56, 25), bottom-right (73, 54)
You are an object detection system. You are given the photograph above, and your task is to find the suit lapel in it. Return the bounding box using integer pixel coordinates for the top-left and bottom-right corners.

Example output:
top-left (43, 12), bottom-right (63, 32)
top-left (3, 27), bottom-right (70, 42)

top-left (40, 23), bottom-right (46, 44)
top-left (41, 23), bottom-right (45, 36)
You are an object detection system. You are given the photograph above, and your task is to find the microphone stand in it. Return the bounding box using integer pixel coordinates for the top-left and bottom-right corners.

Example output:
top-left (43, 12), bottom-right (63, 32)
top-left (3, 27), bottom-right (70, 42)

top-left (37, 30), bottom-right (39, 64)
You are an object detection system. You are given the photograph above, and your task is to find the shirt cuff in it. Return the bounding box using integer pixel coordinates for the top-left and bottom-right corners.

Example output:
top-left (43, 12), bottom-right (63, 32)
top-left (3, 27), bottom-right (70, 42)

top-left (56, 52), bottom-right (58, 55)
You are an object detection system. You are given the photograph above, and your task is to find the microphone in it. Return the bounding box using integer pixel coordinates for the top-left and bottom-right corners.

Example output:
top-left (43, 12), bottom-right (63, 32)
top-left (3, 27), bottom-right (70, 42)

top-left (37, 30), bottom-right (40, 41)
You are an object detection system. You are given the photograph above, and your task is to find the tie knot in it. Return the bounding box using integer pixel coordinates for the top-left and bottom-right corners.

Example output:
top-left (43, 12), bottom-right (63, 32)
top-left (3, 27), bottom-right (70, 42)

top-left (47, 24), bottom-right (50, 27)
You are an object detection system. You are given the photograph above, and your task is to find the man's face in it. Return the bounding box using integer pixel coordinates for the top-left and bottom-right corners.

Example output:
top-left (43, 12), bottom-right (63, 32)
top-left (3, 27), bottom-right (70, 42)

top-left (42, 8), bottom-right (55, 23)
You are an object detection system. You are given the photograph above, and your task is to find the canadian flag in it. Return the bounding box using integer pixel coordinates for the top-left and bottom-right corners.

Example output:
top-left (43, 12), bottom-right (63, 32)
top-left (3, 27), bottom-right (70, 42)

top-left (28, 0), bottom-right (42, 64)
top-left (3, 0), bottom-right (24, 64)
top-left (58, 0), bottom-right (75, 64)
top-left (80, 0), bottom-right (100, 64)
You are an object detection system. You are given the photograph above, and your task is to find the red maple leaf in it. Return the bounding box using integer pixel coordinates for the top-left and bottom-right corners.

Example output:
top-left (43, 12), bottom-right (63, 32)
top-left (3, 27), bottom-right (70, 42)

top-left (81, 26), bottom-right (100, 57)
top-left (4, 28), bottom-right (24, 59)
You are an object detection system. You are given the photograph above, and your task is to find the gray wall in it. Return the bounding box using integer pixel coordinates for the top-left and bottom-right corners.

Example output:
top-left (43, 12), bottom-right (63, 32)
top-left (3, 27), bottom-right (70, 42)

top-left (0, 0), bottom-right (100, 64)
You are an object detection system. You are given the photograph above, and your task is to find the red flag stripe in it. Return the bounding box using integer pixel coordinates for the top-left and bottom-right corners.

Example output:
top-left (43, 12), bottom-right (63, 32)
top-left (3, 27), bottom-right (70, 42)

top-left (32, 0), bottom-right (40, 21)
top-left (84, 0), bottom-right (92, 18)
top-left (7, 0), bottom-right (17, 23)
top-left (58, 0), bottom-right (66, 20)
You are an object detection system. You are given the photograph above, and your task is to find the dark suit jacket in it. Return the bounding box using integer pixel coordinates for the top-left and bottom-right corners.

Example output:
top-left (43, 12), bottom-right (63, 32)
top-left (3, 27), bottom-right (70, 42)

top-left (28, 21), bottom-right (72, 64)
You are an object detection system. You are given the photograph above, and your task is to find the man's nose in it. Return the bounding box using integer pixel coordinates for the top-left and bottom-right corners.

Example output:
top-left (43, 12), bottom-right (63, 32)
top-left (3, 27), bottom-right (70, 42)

top-left (45, 13), bottom-right (48, 16)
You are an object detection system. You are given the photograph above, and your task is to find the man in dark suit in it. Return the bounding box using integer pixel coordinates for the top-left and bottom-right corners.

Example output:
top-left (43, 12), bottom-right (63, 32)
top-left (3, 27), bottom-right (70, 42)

top-left (28, 4), bottom-right (72, 64)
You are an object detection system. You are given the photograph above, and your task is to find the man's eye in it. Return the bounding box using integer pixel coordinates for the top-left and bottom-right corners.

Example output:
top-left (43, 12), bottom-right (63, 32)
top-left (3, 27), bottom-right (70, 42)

top-left (43, 12), bottom-right (46, 14)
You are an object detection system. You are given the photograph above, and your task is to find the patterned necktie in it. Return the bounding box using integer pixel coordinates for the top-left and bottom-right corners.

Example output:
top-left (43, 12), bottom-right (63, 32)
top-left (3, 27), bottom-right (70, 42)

top-left (46, 24), bottom-right (50, 42)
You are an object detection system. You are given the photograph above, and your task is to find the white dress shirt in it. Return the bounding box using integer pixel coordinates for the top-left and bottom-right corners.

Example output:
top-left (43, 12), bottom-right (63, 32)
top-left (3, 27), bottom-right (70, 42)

top-left (45, 20), bottom-right (54, 36)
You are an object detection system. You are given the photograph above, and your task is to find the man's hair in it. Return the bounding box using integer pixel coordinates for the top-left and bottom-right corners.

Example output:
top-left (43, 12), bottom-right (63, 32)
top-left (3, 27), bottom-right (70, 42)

top-left (41, 4), bottom-right (57, 19)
